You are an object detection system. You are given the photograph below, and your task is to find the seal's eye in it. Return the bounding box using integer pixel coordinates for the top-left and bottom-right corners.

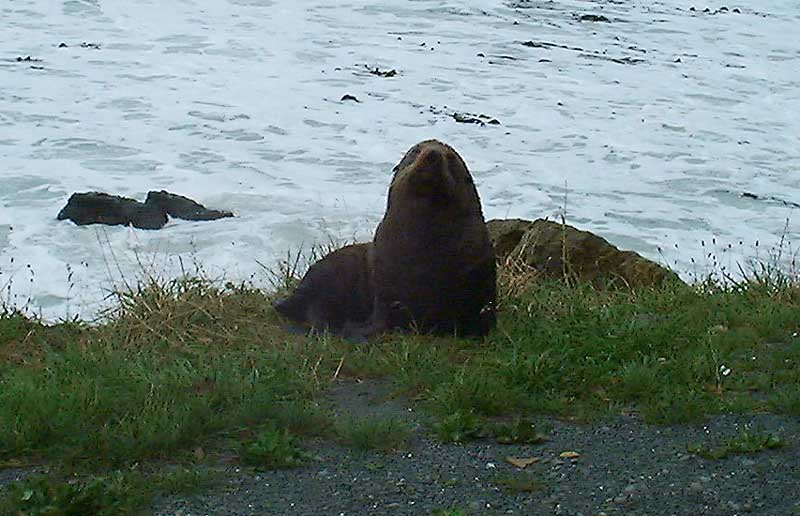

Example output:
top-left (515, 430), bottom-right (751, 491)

top-left (395, 146), bottom-right (422, 172)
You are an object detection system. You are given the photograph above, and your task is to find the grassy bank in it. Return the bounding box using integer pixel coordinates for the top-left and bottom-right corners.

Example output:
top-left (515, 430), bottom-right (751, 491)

top-left (1, 264), bottom-right (799, 514)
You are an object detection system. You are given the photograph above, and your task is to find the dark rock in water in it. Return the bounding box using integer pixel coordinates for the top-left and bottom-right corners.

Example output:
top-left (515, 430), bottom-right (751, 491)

top-left (738, 191), bottom-right (800, 209)
top-left (57, 192), bottom-right (167, 230)
top-left (365, 65), bottom-right (397, 77)
top-left (578, 14), bottom-right (611, 22)
top-left (144, 190), bottom-right (233, 221)
top-left (58, 190), bottom-right (233, 229)
top-left (427, 106), bottom-right (500, 126)
top-left (521, 39), bottom-right (644, 66)
top-left (451, 112), bottom-right (501, 125)
top-left (487, 218), bottom-right (682, 288)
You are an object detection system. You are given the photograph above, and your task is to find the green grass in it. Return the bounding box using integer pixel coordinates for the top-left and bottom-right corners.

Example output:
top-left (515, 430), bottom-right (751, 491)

top-left (382, 279), bottom-right (800, 427)
top-left (0, 258), bottom-right (799, 512)
top-left (335, 417), bottom-right (414, 452)
top-left (0, 280), bottom-right (329, 468)
top-left (240, 426), bottom-right (311, 469)
top-left (688, 428), bottom-right (787, 459)
top-left (433, 411), bottom-right (484, 443)
top-left (431, 508), bottom-right (469, 516)
top-left (0, 332), bottom-right (321, 467)
top-left (489, 417), bottom-right (547, 445)
top-left (491, 471), bottom-right (546, 493)
top-left (0, 468), bottom-right (222, 516)
top-left (325, 277), bottom-right (799, 435)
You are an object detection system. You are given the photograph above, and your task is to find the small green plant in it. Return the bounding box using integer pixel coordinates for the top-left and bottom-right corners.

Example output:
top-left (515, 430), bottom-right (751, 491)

top-left (770, 388), bottom-right (800, 416)
top-left (431, 508), bottom-right (469, 516)
top-left (0, 309), bottom-right (32, 343)
top-left (489, 417), bottom-right (547, 445)
top-left (491, 472), bottom-right (545, 493)
top-left (336, 417), bottom-right (413, 452)
top-left (688, 428), bottom-right (787, 459)
top-left (639, 389), bottom-right (711, 424)
top-left (0, 468), bottom-right (222, 516)
top-left (433, 411), bottom-right (483, 443)
top-left (153, 467), bottom-right (223, 496)
top-left (0, 473), bottom-right (149, 516)
top-left (617, 358), bottom-right (662, 402)
top-left (240, 427), bottom-right (310, 469)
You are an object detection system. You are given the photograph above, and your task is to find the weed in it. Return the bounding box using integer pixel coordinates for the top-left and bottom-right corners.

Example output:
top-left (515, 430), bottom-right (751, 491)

top-left (688, 428), bottom-right (787, 459)
top-left (491, 471), bottom-right (545, 493)
top-left (434, 411), bottom-right (483, 443)
top-left (0, 472), bottom-right (149, 516)
top-left (240, 427), bottom-right (310, 469)
top-left (336, 417), bottom-right (413, 452)
top-left (0, 467), bottom-right (222, 516)
top-left (770, 388), bottom-right (800, 416)
top-left (489, 418), bottom-right (547, 445)
top-left (431, 508), bottom-right (469, 516)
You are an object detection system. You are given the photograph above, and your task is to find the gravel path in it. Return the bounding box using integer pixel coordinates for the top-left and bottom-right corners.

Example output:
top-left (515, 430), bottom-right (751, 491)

top-left (154, 380), bottom-right (800, 516)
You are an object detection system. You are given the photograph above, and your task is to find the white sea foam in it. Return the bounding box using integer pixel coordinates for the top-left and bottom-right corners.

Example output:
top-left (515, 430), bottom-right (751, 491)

top-left (1, 0), bottom-right (798, 320)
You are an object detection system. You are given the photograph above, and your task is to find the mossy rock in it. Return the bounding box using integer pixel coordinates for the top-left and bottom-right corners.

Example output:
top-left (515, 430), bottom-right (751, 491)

top-left (487, 218), bottom-right (682, 288)
top-left (486, 218), bottom-right (534, 260)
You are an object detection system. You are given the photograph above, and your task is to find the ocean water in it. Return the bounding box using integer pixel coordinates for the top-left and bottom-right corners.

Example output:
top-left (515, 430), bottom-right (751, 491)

top-left (1, 0), bottom-right (798, 320)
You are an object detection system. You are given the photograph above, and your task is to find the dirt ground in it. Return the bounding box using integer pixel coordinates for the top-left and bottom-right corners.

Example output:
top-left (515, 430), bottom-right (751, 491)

top-left (152, 379), bottom-right (800, 516)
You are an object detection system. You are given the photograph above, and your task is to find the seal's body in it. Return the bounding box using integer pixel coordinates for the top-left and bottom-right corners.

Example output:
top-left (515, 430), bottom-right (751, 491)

top-left (366, 139), bottom-right (496, 337)
top-left (273, 243), bottom-right (373, 334)
top-left (274, 140), bottom-right (496, 339)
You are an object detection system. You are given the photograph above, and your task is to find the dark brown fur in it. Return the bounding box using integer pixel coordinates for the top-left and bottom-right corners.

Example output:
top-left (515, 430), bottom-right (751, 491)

top-left (364, 139), bottom-right (496, 337)
top-left (273, 243), bottom-right (373, 334)
top-left (274, 140), bottom-right (495, 339)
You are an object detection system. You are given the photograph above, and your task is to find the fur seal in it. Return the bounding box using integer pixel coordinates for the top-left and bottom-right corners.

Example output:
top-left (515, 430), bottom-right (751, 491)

top-left (274, 139), bottom-right (496, 338)
top-left (364, 139), bottom-right (496, 337)
top-left (273, 243), bottom-right (373, 335)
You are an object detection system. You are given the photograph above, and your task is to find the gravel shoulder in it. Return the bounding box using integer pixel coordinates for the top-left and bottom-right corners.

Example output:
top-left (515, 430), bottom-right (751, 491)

top-left (154, 380), bottom-right (800, 516)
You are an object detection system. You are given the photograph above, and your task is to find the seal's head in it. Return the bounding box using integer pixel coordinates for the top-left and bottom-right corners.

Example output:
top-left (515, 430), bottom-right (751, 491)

top-left (387, 139), bottom-right (481, 212)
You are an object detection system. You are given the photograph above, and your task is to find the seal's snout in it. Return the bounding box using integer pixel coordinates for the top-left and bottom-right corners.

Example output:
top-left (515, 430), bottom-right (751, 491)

top-left (407, 147), bottom-right (457, 203)
top-left (419, 148), bottom-right (443, 168)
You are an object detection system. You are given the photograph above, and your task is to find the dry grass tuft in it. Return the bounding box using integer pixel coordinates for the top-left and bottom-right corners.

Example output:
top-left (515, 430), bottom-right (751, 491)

top-left (98, 275), bottom-right (283, 352)
top-left (496, 253), bottom-right (540, 308)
